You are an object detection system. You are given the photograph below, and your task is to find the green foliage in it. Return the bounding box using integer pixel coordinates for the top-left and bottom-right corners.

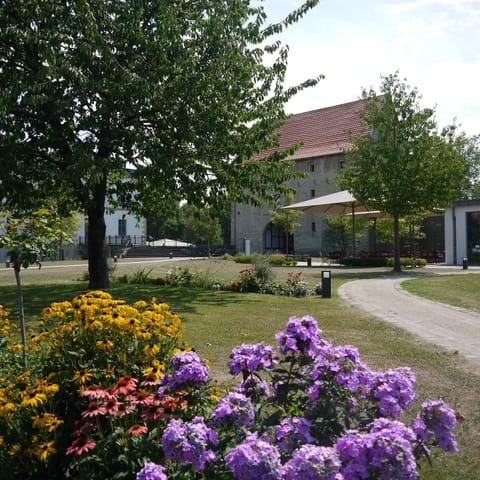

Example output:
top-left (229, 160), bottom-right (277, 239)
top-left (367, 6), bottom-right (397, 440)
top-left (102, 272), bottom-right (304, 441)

top-left (130, 268), bottom-right (154, 284)
top-left (251, 254), bottom-right (274, 284)
top-left (182, 204), bottom-right (222, 248)
top-left (0, 0), bottom-right (322, 289)
top-left (339, 72), bottom-right (480, 270)
top-left (0, 208), bottom-right (75, 367)
top-left (342, 257), bottom-right (426, 268)
top-left (268, 254), bottom-right (297, 266)
top-left (323, 214), bottom-right (369, 259)
top-left (269, 192), bottom-right (304, 250)
top-left (234, 253), bottom-right (296, 266)
top-left (385, 257), bottom-right (427, 268)
top-left (233, 253), bottom-right (257, 264)
top-left (0, 209), bottom-right (73, 269)
top-left (342, 257), bottom-right (389, 267)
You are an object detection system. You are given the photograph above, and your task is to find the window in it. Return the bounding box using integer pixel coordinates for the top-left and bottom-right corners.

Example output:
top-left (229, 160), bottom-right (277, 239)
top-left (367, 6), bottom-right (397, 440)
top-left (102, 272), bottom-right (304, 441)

top-left (118, 218), bottom-right (127, 236)
top-left (264, 222), bottom-right (285, 251)
top-left (310, 164), bottom-right (315, 172)
top-left (310, 189), bottom-right (315, 198)
top-left (312, 222), bottom-right (316, 232)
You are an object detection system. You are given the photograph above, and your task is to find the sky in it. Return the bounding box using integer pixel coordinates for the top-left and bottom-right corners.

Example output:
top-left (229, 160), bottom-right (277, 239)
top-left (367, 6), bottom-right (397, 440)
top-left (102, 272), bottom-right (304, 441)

top-left (260, 0), bottom-right (480, 137)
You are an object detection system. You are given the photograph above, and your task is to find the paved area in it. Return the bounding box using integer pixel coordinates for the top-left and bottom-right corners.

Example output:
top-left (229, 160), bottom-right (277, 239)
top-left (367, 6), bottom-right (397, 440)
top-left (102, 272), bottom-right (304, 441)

top-left (338, 276), bottom-right (480, 374)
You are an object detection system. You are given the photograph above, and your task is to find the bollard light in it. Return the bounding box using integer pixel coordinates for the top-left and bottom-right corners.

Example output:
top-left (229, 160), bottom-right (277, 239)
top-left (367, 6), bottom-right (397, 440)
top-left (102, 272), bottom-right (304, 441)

top-left (321, 270), bottom-right (332, 298)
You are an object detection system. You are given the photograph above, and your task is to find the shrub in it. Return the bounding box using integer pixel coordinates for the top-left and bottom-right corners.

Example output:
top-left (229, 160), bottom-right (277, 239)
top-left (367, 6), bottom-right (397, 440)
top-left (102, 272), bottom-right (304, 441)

top-left (233, 253), bottom-right (256, 264)
top-left (251, 255), bottom-right (274, 285)
top-left (385, 257), bottom-right (427, 268)
top-left (343, 257), bottom-right (427, 268)
top-left (268, 254), bottom-right (296, 266)
top-left (238, 267), bottom-right (262, 292)
top-left (342, 257), bottom-right (389, 267)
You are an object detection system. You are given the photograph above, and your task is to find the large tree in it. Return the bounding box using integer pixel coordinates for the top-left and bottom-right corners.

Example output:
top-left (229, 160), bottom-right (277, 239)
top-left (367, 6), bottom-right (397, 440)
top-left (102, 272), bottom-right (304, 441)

top-left (339, 72), bottom-right (480, 272)
top-left (0, 0), bottom-right (321, 288)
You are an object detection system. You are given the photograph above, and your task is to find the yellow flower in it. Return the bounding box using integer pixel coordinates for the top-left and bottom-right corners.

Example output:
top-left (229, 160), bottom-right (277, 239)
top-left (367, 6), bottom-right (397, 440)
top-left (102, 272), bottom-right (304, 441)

top-left (36, 378), bottom-right (59, 396)
top-left (96, 339), bottom-right (114, 351)
top-left (134, 300), bottom-right (148, 309)
top-left (143, 343), bottom-right (159, 357)
top-left (29, 331), bottom-right (51, 344)
top-left (72, 368), bottom-right (94, 385)
top-left (46, 416), bottom-right (64, 432)
top-left (7, 343), bottom-right (23, 352)
top-left (32, 412), bottom-right (55, 429)
top-left (8, 443), bottom-right (21, 456)
top-left (30, 439), bottom-right (56, 461)
top-left (0, 398), bottom-right (16, 416)
top-left (86, 318), bottom-right (103, 330)
top-left (136, 329), bottom-right (152, 341)
top-left (20, 388), bottom-right (47, 408)
top-left (102, 364), bottom-right (116, 379)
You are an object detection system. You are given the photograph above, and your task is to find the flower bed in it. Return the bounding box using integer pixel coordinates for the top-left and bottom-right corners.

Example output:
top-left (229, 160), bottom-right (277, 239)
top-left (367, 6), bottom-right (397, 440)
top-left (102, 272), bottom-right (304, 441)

top-left (0, 295), bottom-right (459, 479)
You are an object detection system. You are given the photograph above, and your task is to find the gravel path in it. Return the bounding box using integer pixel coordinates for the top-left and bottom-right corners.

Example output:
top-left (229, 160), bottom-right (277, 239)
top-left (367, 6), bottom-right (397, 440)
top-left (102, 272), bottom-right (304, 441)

top-left (338, 277), bottom-right (480, 373)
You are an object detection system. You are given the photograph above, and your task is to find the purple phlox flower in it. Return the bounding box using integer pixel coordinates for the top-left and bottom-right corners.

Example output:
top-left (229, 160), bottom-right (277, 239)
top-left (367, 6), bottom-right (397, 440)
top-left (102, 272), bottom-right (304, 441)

top-left (136, 462), bottom-right (168, 480)
top-left (280, 444), bottom-right (343, 480)
top-left (411, 399), bottom-right (458, 452)
top-left (210, 392), bottom-right (256, 430)
top-left (276, 315), bottom-right (326, 358)
top-left (160, 350), bottom-right (209, 390)
top-left (274, 416), bottom-right (315, 452)
top-left (236, 375), bottom-right (271, 398)
top-left (307, 344), bottom-right (371, 402)
top-left (229, 342), bottom-right (277, 375)
top-left (335, 419), bottom-right (417, 480)
top-left (368, 367), bottom-right (416, 418)
top-left (225, 432), bottom-right (282, 480)
top-left (162, 416), bottom-right (217, 471)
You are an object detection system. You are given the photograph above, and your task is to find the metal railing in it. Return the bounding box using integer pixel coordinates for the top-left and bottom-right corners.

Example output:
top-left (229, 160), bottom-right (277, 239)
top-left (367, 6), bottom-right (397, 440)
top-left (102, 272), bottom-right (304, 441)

top-left (78, 235), bottom-right (146, 247)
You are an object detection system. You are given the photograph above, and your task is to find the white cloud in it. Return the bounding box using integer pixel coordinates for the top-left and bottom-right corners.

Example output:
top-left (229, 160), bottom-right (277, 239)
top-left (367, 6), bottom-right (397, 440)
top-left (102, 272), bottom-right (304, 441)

top-left (261, 0), bottom-right (479, 136)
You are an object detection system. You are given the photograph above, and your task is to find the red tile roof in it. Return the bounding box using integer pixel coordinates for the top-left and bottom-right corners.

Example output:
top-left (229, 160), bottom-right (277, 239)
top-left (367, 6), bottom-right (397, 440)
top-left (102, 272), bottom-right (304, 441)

top-left (258, 98), bottom-right (368, 161)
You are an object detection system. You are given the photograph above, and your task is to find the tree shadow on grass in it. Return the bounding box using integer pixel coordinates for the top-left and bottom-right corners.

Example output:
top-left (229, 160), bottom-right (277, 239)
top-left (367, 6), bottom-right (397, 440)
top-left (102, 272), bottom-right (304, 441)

top-left (1, 283), bottom-right (89, 325)
top-left (1, 282), bottom-right (258, 328)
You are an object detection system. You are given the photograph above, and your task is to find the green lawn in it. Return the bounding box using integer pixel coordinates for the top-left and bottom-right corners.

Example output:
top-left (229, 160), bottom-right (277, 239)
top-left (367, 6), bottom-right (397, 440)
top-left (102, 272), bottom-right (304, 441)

top-left (1, 259), bottom-right (479, 479)
top-left (402, 273), bottom-right (480, 312)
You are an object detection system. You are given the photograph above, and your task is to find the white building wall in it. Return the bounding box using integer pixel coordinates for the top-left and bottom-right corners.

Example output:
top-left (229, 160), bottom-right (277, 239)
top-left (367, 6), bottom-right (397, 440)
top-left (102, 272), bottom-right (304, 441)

top-left (76, 209), bottom-right (146, 242)
top-left (444, 200), bottom-right (480, 265)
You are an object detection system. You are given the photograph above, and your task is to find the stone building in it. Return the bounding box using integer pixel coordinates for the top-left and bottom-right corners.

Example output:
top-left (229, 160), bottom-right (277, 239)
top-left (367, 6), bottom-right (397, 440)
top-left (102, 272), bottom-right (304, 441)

top-left (230, 99), bottom-right (367, 256)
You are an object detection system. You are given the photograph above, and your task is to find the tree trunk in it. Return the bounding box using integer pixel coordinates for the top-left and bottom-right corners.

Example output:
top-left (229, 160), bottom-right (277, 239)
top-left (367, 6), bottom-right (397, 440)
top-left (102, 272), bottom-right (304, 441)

top-left (87, 175), bottom-right (110, 289)
top-left (13, 259), bottom-right (28, 368)
top-left (393, 213), bottom-right (401, 272)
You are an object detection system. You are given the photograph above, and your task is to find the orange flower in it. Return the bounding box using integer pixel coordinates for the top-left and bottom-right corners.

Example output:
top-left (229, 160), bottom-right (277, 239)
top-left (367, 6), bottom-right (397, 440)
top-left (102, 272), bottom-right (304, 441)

top-left (128, 423), bottom-right (148, 436)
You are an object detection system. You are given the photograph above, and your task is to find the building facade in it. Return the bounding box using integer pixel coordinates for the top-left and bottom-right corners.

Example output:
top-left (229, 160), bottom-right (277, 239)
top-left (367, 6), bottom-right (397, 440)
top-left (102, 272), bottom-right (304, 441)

top-left (231, 99), bottom-right (367, 256)
top-left (444, 199), bottom-right (480, 265)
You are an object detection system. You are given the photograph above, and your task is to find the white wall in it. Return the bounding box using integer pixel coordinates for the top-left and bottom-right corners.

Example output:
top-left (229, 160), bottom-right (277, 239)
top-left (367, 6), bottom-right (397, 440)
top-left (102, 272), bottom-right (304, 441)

top-left (444, 200), bottom-right (480, 265)
top-left (76, 209), bottom-right (146, 242)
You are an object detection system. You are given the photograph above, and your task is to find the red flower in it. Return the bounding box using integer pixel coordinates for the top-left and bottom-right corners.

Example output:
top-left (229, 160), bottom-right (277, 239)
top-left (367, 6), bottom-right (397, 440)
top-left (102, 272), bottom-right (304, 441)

top-left (66, 434), bottom-right (96, 456)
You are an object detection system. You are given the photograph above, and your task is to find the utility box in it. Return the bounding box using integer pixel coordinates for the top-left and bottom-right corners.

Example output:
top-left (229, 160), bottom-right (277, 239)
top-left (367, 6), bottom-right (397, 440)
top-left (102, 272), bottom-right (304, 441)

top-left (321, 270), bottom-right (331, 298)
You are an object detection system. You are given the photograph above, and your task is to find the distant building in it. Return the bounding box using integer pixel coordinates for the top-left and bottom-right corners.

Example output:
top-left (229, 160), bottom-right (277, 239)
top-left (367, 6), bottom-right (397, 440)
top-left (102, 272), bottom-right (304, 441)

top-left (445, 199), bottom-right (480, 265)
top-left (76, 208), bottom-right (147, 250)
top-left (231, 99), bottom-right (367, 256)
